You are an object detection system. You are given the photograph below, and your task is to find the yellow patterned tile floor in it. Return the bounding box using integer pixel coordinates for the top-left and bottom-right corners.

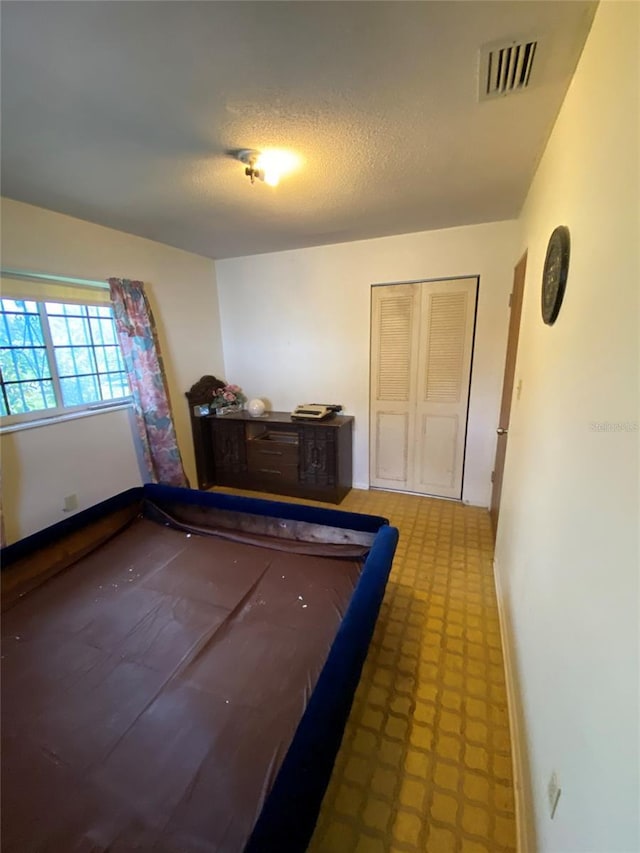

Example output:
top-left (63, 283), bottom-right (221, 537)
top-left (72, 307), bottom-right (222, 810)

top-left (212, 487), bottom-right (516, 853)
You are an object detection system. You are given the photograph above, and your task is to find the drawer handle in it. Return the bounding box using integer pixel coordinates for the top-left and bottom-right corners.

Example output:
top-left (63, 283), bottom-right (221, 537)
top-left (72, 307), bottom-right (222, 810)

top-left (259, 468), bottom-right (282, 475)
top-left (259, 449), bottom-right (283, 456)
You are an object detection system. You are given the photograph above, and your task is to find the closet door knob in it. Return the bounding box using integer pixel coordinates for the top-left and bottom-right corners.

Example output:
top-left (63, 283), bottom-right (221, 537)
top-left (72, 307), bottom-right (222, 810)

top-left (496, 428), bottom-right (508, 435)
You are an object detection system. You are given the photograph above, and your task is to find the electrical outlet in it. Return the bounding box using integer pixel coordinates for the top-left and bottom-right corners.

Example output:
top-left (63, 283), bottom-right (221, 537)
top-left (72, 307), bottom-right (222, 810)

top-left (547, 771), bottom-right (561, 819)
top-left (63, 494), bottom-right (78, 512)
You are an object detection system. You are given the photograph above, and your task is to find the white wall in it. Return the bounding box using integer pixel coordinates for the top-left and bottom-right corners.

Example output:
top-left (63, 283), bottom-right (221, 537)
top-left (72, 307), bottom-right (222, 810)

top-left (495, 3), bottom-right (639, 851)
top-left (1, 198), bottom-right (224, 541)
top-left (216, 219), bottom-right (519, 505)
top-left (1, 410), bottom-right (142, 544)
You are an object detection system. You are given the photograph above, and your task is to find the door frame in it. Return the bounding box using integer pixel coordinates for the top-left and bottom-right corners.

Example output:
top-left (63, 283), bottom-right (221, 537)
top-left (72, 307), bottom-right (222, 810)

top-left (490, 252), bottom-right (527, 530)
top-left (368, 274), bottom-right (479, 500)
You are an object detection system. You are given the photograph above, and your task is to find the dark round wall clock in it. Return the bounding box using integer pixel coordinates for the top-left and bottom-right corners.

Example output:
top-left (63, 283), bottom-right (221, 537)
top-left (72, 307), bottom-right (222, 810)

top-left (541, 225), bottom-right (570, 325)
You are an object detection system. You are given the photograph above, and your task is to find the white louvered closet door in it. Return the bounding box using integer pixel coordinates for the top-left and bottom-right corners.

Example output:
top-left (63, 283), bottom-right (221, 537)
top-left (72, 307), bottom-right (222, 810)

top-left (370, 278), bottom-right (477, 499)
top-left (370, 283), bottom-right (421, 490)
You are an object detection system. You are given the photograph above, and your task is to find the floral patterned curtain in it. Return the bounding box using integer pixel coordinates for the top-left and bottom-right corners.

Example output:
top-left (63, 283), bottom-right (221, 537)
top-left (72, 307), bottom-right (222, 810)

top-left (0, 469), bottom-right (5, 548)
top-left (109, 278), bottom-right (188, 487)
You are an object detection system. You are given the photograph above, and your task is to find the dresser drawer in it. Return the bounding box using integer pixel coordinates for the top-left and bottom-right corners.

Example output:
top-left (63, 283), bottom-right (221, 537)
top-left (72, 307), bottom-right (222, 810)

top-left (247, 461), bottom-right (299, 485)
top-left (247, 436), bottom-right (299, 475)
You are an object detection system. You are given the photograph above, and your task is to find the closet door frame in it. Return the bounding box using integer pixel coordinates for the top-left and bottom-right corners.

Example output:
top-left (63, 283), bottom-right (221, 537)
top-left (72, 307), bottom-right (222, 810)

top-left (369, 275), bottom-right (479, 500)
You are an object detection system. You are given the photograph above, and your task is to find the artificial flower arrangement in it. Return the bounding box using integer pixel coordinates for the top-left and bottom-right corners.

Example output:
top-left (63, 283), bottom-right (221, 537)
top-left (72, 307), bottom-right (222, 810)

top-left (211, 383), bottom-right (247, 414)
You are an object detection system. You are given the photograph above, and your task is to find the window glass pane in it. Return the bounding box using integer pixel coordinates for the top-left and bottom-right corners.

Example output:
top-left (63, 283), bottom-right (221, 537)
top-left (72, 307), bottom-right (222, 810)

top-left (0, 349), bottom-right (15, 381)
top-left (24, 314), bottom-right (45, 347)
top-left (0, 349), bottom-right (13, 381)
top-left (1, 299), bottom-right (39, 314)
top-left (4, 314), bottom-right (26, 348)
top-left (0, 394), bottom-right (7, 416)
top-left (52, 347), bottom-right (74, 376)
top-left (54, 346), bottom-right (97, 377)
top-left (104, 320), bottom-right (117, 345)
top-left (59, 376), bottom-right (81, 407)
top-left (105, 346), bottom-right (124, 371)
top-left (5, 383), bottom-right (26, 414)
top-left (1, 347), bottom-right (50, 382)
top-left (87, 305), bottom-right (111, 318)
top-left (59, 375), bottom-right (100, 406)
top-left (0, 313), bottom-right (9, 348)
top-left (66, 317), bottom-right (91, 346)
top-left (99, 373), bottom-right (129, 400)
top-left (5, 380), bottom-right (56, 414)
top-left (41, 380), bottom-right (57, 409)
top-left (1, 311), bottom-right (45, 348)
top-left (77, 374), bottom-right (100, 402)
top-left (95, 346), bottom-right (125, 374)
top-left (90, 318), bottom-right (104, 346)
top-left (94, 346), bottom-right (107, 373)
top-left (90, 317), bottom-right (117, 345)
top-left (45, 302), bottom-right (84, 317)
top-left (47, 316), bottom-right (70, 346)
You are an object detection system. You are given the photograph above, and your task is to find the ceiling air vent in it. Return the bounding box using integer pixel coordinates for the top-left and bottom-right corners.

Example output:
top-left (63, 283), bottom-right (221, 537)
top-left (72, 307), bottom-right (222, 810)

top-left (479, 37), bottom-right (538, 101)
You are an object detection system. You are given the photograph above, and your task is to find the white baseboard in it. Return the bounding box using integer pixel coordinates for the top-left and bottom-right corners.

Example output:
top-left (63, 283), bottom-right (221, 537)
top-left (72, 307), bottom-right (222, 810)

top-left (493, 557), bottom-right (530, 853)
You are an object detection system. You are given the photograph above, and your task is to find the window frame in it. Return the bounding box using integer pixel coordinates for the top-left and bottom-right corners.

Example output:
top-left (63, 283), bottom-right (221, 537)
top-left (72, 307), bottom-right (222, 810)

top-left (0, 275), bottom-right (132, 429)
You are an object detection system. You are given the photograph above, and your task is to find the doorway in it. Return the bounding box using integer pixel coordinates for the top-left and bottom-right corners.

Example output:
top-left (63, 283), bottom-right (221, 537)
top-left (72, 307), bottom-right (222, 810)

top-left (490, 252), bottom-right (527, 530)
top-left (369, 277), bottom-right (478, 499)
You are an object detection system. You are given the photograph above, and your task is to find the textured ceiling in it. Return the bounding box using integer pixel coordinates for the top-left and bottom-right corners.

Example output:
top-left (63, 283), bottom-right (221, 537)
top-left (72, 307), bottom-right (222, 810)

top-left (1, 1), bottom-right (596, 260)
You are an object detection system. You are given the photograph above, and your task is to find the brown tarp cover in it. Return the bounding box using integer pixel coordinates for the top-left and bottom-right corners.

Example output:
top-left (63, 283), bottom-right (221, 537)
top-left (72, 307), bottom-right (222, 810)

top-left (1, 517), bottom-right (365, 852)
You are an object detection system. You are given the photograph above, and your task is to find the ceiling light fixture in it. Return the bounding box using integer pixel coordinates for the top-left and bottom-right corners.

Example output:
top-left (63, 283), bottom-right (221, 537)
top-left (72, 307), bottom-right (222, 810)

top-left (231, 148), bottom-right (300, 187)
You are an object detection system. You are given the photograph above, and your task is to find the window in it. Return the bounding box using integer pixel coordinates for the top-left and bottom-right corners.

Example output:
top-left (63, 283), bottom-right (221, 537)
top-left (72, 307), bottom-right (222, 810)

top-left (0, 296), bottom-right (129, 422)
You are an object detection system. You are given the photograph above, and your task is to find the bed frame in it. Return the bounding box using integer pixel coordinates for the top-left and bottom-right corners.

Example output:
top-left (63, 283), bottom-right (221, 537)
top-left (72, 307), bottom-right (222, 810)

top-left (1, 484), bottom-right (399, 852)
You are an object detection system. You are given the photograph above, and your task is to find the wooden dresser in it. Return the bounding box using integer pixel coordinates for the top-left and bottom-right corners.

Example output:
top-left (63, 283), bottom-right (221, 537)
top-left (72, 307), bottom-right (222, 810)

top-left (188, 409), bottom-right (354, 504)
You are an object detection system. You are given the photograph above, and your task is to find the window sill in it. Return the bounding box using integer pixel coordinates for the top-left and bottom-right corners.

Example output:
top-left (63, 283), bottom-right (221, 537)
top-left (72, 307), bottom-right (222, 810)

top-left (0, 401), bottom-right (133, 435)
